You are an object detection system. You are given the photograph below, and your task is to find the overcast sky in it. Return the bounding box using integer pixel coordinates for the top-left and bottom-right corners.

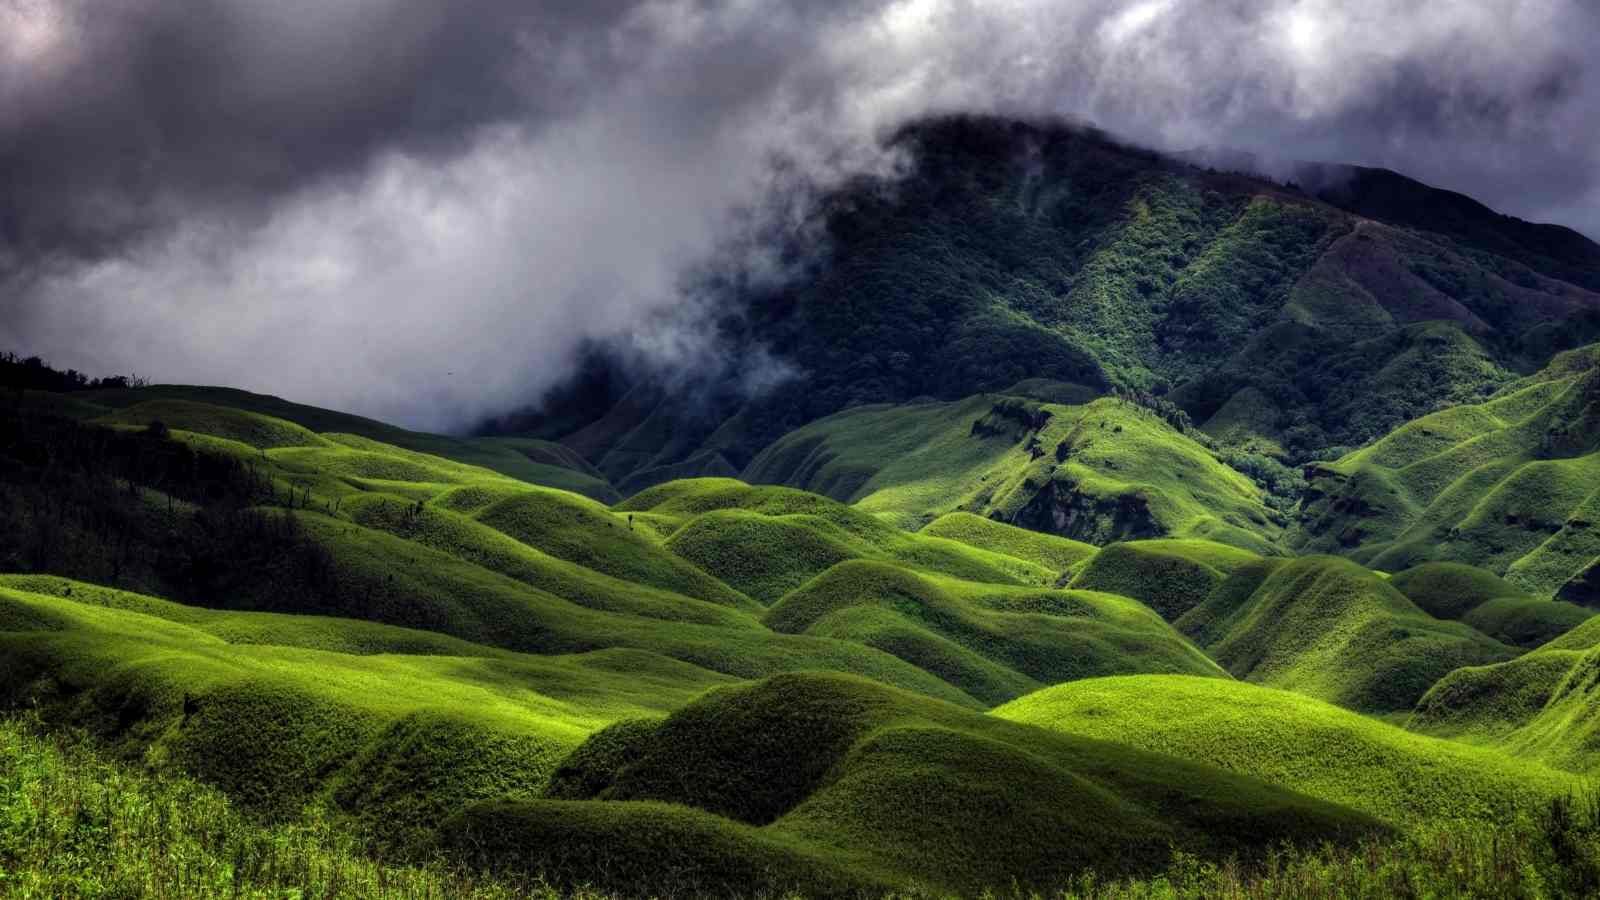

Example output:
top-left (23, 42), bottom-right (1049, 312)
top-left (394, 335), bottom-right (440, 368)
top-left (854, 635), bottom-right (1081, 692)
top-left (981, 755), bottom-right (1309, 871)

top-left (3, 0), bottom-right (1597, 430)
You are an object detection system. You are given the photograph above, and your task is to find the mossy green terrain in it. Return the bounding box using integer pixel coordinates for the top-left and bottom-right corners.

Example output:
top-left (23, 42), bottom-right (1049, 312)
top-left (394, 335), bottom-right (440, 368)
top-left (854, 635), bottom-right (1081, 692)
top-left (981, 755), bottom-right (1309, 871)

top-left (1389, 562), bottom-right (1593, 648)
top-left (1414, 614), bottom-right (1600, 775)
top-left (1176, 556), bottom-right (1516, 712)
top-left (763, 560), bottom-right (1222, 704)
top-left (996, 675), bottom-right (1579, 825)
top-left (1292, 345), bottom-right (1600, 599)
top-left (745, 393), bottom-right (1284, 551)
top-left (450, 672), bottom-right (1382, 896)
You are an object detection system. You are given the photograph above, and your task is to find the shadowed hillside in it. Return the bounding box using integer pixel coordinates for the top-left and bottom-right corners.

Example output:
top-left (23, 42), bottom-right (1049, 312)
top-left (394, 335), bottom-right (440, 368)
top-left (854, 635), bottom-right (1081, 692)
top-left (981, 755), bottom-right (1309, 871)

top-left (1292, 343), bottom-right (1600, 598)
top-left (497, 116), bottom-right (1600, 491)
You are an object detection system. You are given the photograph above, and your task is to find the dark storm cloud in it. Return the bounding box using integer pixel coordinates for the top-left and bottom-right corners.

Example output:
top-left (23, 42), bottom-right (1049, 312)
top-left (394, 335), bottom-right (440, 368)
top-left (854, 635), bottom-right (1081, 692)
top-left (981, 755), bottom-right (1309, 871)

top-left (3, 0), bottom-right (1598, 430)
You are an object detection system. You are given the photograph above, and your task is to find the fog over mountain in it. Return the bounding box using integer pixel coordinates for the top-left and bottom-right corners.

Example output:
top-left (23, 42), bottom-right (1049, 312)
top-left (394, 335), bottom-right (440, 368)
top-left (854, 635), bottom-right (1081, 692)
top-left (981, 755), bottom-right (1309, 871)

top-left (3, 0), bottom-right (1597, 430)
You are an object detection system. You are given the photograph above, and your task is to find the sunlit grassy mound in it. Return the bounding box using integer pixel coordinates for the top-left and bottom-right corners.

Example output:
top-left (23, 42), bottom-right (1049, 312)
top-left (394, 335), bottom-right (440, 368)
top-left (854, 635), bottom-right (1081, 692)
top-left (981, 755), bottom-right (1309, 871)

top-left (1414, 616), bottom-right (1600, 773)
top-left (0, 581), bottom-right (730, 844)
top-left (1389, 562), bottom-right (1593, 648)
top-left (1176, 556), bottom-right (1515, 712)
top-left (762, 560), bottom-right (1222, 703)
top-left (447, 672), bottom-right (1381, 896)
top-left (1292, 345), bottom-right (1600, 598)
top-left (627, 480), bottom-right (1055, 603)
top-left (95, 399), bottom-right (330, 449)
top-left (77, 384), bottom-right (618, 498)
top-left (428, 482), bottom-right (752, 609)
top-left (1066, 539), bottom-right (1256, 621)
top-left (215, 516), bottom-right (977, 702)
top-left (994, 675), bottom-right (1579, 825)
top-left (920, 511), bottom-right (1097, 576)
top-left (742, 394), bottom-right (1284, 552)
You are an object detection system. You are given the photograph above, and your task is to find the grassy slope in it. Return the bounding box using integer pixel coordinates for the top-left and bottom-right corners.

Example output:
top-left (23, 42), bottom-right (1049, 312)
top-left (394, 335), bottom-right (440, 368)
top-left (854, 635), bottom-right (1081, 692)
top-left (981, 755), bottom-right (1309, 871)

top-left (0, 581), bottom-right (731, 843)
top-left (620, 479), bottom-right (1058, 603)
top-left (1388, 562), bottom-right (1593, 649)
top-left (919, 511), bottom-right (1097, 574)
top-left (1175, 556), bottom-right (1516, 713)
top-left (1068, 539), bottom-right (1259, 621)
top-left (1292, 345), bottom-right (1600, 597)
top-left (996, 675), bottom-right (1579, 825)
top-left (448, 672), bottom-right (1382, 897)
top-left (529, 116), bottom-right (1600, 490)
top-left (1413, 614), bottom-right (1600, 774)
top-left (743, 393), bottom-right (1283, 552)
top-left (762, 560), bottom-right (1222, 704)
top-left (77, 386), bottom-right (619, 500)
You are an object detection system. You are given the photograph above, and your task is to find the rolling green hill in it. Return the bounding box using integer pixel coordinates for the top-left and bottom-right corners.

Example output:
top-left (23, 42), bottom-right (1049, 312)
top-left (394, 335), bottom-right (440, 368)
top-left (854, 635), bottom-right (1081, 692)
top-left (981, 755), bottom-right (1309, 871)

top-left (995, 675), bottom-right (1580, 824)
top-left (762, 560), bottom-right (1222, 704)
top-left (1292, 344), bottom-right (1600, 599)
top-left (11, 110), bottom-right (1600, 894)
top-left (1175, 555), bottom-right (1516, 713)
top-left (1413, 615), bottom-right (1600, 774)
top-left (26, 384), bottom-right (620, 501)
top-left (744, 392), bottom-right (1284, 551)
top-left (449, 672), bottom-right (1382, 896)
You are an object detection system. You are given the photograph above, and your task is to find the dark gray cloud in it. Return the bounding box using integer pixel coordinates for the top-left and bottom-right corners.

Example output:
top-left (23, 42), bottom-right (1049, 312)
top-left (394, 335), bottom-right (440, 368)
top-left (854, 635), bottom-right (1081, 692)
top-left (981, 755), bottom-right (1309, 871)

top-left (2, 0), bottom-right (1597, 430)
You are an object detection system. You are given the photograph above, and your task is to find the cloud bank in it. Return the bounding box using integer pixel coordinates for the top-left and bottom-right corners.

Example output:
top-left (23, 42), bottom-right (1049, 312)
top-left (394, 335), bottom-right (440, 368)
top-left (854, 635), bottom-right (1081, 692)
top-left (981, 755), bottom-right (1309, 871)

top-left (3, 0), bottom-right (1597, 430)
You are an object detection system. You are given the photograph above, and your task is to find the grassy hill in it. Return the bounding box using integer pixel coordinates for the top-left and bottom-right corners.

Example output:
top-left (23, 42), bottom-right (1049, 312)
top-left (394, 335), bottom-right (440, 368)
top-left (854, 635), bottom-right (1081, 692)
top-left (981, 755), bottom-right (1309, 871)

top-left (448, 672), bottom-right (1382, 896)
top-left (1175, 556), bottom-right (1516, 713)
top-left (744, 392), bottom-right (1284, 551)
top-left (22, 384), bottom-right (620, 501)
top-left (995, 675), bottom-right (1579, 825)
top-left (1291, 344), bottom-right (1600, 599)
top-left (1412, 615), bottom-right (1600, 774)
top-left (762, 560), bottom-right (1222, 704)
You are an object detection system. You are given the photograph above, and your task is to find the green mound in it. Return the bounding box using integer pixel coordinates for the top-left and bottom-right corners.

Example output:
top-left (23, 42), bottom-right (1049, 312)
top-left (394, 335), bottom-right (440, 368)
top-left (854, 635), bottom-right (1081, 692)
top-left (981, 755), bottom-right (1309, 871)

top-left (639, 480), bottom-right (1056, 603)
top-left (920, 512), bottom-right (1097, 575)
top-left (440, 483), bottom-right (752, 609)
top-left (0, 583), bottom-right (728, 839)
top-left (743, 394), bottom-right (1284, 551)
top-left (242, 514), bottom-right (981, 703)
top-left (340, 494), bottom-right (762, 624)
top-left (1414, 616), bottom-right (1600, 773)
top-left (1390, 562), bottom-right (1593, 648)
top-left (77, 383), bottom-right (617, 497)
top-left (445, 799), bottom-right (888, 898)
top-left (500, 672), bottom-right (1380, 895)
top-left (94, 399), bottom-right (329, 449)
top-left (1066, 540), bottom-right (1252, 621)
top-left (762, 560), bottom-right (1222, 704)
top-left (995, 675), bottom-right (1579, 825)
top-left (1292, 347), bottom-right (1600, 597)
top-left (1176, 556), bottom-right (1515, 712)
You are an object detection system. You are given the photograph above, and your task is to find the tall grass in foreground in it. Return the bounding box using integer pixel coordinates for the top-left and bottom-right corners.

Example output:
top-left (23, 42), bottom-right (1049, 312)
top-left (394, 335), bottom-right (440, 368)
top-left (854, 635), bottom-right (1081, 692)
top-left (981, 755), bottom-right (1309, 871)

top-left (0, 717), bottom-right (556, 899)
top-left (3, 714), bottom-right (1599, 899)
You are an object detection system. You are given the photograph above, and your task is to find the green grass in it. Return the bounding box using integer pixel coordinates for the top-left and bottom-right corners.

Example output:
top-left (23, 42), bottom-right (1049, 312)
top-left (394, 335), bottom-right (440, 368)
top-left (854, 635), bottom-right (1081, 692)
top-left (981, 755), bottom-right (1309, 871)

top-left (621, 479), bottom-right (1059, 603)
top-left (995, 675), bottom-right (1580, 824)
top-left (1291, 348), bottom-right (1600, 597)
top-left (471, 671), bottom-right (1381, 896)
top-left (1414, 615), bottom-right (1600, 774)
top-left (75, 385), bottom-right (619, 499)
top-left (919, 511), bottom-right (1097, 575)
top-left (743, 395), bottom-right (1285, 553)
top-left (762, 559), bottom-right (1222, 704)
top-left (0, 715), bottom-right (586, 899)
top-left (0, 582), bottom-right (732, 843)
top-left (1389, 562), bottom-right (1594, 648)
top-left (1175, 556), bottom-right (1516, 712)
top-left (1067, 540), bottom-right (1253, 621)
